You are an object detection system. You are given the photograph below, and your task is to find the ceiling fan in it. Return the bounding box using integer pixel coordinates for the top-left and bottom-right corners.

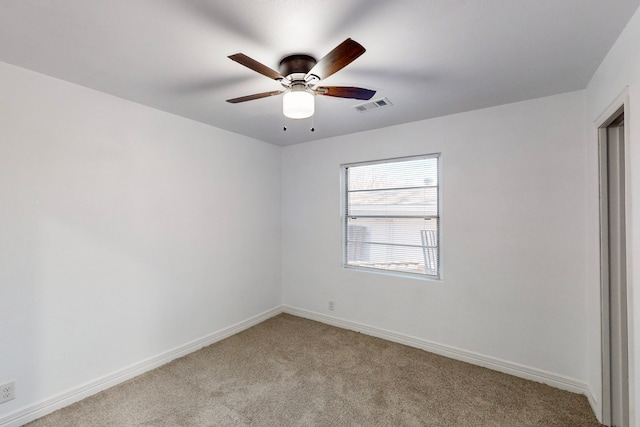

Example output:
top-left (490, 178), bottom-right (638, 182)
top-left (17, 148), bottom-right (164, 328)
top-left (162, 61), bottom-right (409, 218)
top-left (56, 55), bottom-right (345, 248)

top-left (226, 38), bottom-right (376, 119)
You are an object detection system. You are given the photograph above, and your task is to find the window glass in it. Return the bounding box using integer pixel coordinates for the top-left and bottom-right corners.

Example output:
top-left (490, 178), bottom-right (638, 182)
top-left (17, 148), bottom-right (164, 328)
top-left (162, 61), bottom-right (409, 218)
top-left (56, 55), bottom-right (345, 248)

top-left (343, 155), bottom-right (440, 278)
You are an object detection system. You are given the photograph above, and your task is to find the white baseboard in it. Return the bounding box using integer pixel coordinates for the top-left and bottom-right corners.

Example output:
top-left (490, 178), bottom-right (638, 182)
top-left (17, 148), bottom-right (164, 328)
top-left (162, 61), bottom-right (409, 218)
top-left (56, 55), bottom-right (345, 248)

top-left (0, 306), bottom-right (282, 427)
top-left (585, 385), bottom-right (602, 424)
top-left (282, 305), bottom-right (589, 396)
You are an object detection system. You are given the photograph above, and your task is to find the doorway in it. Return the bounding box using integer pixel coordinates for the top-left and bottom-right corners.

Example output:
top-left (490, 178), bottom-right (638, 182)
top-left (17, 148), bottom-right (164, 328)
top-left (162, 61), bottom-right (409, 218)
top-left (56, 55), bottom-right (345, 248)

top-left (599, 108), bottom-right (628, 427)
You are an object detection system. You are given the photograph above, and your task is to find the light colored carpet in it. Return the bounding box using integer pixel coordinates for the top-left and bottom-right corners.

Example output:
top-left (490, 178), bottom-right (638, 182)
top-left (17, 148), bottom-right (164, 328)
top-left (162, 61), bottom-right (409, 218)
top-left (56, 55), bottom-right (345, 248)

top-left (26, 314), bottom-right (601, 426)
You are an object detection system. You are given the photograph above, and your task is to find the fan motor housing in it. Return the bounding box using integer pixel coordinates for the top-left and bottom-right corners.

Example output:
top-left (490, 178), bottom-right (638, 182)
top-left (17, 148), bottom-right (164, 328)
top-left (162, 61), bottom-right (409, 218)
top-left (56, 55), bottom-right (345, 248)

top-left (279, 54), bottom-right (316, 77)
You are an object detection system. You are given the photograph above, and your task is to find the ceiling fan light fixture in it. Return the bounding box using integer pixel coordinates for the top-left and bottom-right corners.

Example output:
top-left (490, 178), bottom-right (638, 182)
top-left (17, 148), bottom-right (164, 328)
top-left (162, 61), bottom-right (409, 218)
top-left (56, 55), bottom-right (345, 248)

top-left (227, 39), bottom-right (374, 120)
top-left (283, 86), bottom-right (314, 119)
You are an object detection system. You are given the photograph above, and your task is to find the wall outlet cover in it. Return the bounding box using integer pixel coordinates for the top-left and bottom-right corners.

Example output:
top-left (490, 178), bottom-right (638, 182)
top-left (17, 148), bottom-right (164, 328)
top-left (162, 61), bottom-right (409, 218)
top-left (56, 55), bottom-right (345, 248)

top-left (1, 381), bottom-right (15, 404)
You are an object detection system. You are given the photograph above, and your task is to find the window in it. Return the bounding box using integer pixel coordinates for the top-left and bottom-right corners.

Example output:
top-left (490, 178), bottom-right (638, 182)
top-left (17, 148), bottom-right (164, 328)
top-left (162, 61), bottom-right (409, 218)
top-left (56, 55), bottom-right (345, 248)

top-left (342, 154), bottom-right (440, 278)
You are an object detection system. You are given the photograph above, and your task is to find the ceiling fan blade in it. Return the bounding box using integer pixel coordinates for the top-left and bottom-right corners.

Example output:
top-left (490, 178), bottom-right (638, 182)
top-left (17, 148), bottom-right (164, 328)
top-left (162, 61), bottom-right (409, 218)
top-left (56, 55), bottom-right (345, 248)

top-left (226, 90), bottom-right (284, 103)
top-left (306, 38), bottom-right (366, 81)
top-left (228, 53), bottom-right (285, 81)
top-left (317, 86), bottom-right (376, 100)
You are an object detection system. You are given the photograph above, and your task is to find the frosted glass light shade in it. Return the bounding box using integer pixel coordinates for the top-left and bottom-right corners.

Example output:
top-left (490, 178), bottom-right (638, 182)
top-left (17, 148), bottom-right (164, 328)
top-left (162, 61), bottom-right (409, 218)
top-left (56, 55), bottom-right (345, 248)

top-left (283, 90), bottom-right (314, 119)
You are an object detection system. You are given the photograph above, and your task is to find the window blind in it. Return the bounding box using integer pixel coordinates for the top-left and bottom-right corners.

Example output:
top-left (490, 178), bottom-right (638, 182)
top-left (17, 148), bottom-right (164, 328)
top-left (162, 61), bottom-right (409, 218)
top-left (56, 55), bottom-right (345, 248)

top-left (344, 155), bottom-right (440, 277)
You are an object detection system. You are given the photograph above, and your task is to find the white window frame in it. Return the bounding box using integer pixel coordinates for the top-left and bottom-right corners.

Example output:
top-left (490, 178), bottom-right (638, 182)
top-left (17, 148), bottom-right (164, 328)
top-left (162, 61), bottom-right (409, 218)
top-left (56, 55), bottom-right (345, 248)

top-left (341, 154), bottom-right (441, 280)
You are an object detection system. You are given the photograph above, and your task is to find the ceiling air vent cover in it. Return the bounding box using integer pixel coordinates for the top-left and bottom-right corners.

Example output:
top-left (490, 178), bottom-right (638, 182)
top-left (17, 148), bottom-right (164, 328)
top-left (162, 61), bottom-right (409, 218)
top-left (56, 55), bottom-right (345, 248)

top-left (352, 97), bottom-right (393, 112)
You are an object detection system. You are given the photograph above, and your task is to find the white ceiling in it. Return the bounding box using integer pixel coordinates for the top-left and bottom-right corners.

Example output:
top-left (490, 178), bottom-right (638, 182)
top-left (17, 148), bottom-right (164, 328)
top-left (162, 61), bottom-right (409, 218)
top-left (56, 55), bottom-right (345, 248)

top-left (1, 1), bottom-right (638, 146)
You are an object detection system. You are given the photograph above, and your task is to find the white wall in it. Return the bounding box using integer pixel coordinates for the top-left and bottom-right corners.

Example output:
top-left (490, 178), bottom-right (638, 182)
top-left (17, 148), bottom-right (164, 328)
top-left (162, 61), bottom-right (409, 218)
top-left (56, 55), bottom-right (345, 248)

top-left (282, 90), bottom-right (589, 385)
top-left (585, 5), bottom-right (640, 425)
top-left (0, 61), bottom-right (281, 421)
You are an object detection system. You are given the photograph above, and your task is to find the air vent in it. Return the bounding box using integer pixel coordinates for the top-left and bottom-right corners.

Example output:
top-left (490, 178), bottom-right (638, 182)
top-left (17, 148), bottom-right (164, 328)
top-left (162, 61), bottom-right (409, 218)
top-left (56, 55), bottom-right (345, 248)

top-left (352, 97), bottom-right (393, 113)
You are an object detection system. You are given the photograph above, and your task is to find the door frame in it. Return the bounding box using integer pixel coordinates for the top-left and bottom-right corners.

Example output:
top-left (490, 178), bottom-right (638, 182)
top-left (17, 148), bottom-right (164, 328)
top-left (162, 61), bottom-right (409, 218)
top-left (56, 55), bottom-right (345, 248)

top-left (596, 88), bottom-right (632, 426)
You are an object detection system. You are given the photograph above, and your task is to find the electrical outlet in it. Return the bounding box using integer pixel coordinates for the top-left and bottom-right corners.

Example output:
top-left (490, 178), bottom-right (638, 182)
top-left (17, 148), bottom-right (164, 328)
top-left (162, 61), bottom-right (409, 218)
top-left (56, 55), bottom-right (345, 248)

top-left (328, 300), bottom-right (335, 311)
top-left (1, 381), bottom-right (15, 404)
